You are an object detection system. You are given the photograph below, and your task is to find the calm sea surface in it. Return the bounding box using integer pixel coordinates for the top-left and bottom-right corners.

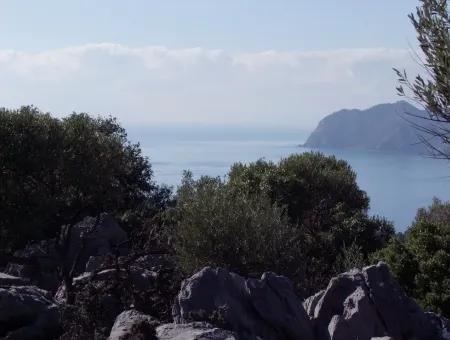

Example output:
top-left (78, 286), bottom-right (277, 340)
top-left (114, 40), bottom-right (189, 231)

top-left (135, 128), bottom-right (450, 232)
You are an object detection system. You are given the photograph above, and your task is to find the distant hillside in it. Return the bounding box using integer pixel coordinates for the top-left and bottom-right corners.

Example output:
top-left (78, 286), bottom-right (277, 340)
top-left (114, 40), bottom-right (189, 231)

top-left (303, 101), bottom-right (431, 153)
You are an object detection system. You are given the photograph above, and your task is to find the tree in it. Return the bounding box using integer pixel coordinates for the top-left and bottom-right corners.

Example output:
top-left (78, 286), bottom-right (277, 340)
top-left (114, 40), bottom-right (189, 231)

top-left (395, 0), bottom-right (450, 159)
top-left (228, 153), bottom-right (370, 231)
top-left (0, 106), bottom-right (160, 302)
top-left (175, 172), bottom-right (302, 282)
top-left (176, 154), bottom-right (393, 296)
top-left (374, 198), bottom-right (450, 317)
top-left (0, 106), bottom-right (155, 251)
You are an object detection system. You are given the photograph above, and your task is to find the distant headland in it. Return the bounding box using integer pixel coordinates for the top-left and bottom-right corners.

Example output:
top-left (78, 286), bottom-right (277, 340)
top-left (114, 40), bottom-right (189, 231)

top-left (303, 101), bottom-right (431, 154)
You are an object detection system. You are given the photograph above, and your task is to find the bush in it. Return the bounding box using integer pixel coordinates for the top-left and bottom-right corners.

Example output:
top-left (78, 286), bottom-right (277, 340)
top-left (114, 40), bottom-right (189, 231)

top-left (374, 198), bottom-right (450, 317)
top-left (176, 154), bottom-right (393, 296)
top-left (228, 152), bottom-right (370, 230)
top-left (333, 242), bottom-right (366, 274)
top-left (175, 172), bottom-right (302, 281)
top-left (0, 106), bottom-right (155, 251)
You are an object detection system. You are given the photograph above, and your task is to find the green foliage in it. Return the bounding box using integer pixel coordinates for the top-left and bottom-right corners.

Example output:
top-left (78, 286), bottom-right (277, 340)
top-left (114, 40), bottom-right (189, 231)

top-left (395, 0), bottom-right (450, 158)
top-left (372, 237), bottom-right (418, 295)
top-left (0, 106), bottom-right (154, 250)
top-left (374, 198), bottom-right (450, 317)
top-left (175, 171), bottom-right (302, 281)
top-left (333, 242), bottom-right (366, 274)
top-left (228, 154), bottom-right (392, 294)
top-left (229, 153), bottom-right (370, 229)
top-left (176, 154), bottom-right (393, 296)
top-left (333, 213), bottom-right (394, 257)
top-left (416, 197), bottom-right (450, 224)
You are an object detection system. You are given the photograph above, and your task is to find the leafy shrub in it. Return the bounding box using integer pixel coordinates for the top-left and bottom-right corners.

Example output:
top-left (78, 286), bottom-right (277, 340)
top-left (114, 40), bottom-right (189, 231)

top-left (0, 106), bottom-right (155, 251)
top-left (333, 242), bottom-right (366, 274)
top-left (374, 198), bottom-right (450, 317)
top-left (228, 153), bottom-right (370, 230)
top-left (175, 172), bottom-right (302, 281)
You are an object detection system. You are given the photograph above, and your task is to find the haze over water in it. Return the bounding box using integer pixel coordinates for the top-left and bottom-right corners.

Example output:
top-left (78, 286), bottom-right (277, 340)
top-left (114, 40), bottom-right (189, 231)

top-left (132, 125), bottom-right (450, 232)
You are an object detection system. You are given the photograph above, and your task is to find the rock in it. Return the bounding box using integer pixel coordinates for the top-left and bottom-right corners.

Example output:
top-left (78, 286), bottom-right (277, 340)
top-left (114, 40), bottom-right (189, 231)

top-left (53, 284), bottom-right (66, 305)
top-left (85, 254), bottom-right (112, 272)
top-left (303, 289), bottom-right (324, 317)
top-left (156, 322), bottom-right (237, 340)
top-left (310, 269), bottom-right (385, 340)
top-left (5, 240), bottom-right (59, 291)
top-left (55, 270), bottom-right (123, 305)
top-left (425, 313), bottom-right (450, 340)
top-left (66, 213), bottom-right (128, 275)
top-left (59, 254), bottom-right (165, 300)
top-left (173, 267), bottom-right (314, 340)
top-left (73, 268), bottom-right (126, 285)
top-left (306, 262), bottom-right (442, 340)
top-left (363, 262), bottom-right (438, 339)
top-left (0, 273), bottom-right (30, 286)
top-left (0, 285), bottom-right (60, 340)
top-left (327, 286), bottom-right (385, 340)
top-left (55, 252), bottom-right (171, 323)
top-left (108, 310), bottom-right (159, 340)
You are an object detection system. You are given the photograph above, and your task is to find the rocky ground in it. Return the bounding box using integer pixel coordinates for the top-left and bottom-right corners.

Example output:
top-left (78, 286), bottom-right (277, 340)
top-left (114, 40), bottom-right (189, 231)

top-left (0, 215), bottom-right (449, 340)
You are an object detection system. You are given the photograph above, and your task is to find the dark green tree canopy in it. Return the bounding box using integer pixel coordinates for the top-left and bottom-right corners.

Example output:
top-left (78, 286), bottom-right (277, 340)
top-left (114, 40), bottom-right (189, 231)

top-left (228, 153), bottom-right (370, 230)
top-left (0, 106), bottom-right (154, 250)
top-left (374, 198), bottom-right (450, 317)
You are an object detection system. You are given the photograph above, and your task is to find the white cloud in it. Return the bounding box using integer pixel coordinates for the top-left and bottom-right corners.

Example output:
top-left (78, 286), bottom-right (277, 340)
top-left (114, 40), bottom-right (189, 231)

top-left (0, 44), bottom-right (421, 128)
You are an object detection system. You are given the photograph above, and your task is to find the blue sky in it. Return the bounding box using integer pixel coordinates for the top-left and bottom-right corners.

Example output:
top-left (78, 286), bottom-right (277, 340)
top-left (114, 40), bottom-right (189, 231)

top-left (0, 0), bottom-right (422, 128)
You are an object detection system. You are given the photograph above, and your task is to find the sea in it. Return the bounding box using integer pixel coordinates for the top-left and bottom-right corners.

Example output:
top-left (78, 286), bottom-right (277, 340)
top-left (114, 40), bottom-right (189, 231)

top-left (129, 125), bottom-right (450, 232)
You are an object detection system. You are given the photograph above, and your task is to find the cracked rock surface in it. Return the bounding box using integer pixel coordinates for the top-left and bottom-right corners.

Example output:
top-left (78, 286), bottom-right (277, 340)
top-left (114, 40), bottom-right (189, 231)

top-left (305, 262), bottom-right (443, 340)
top-left (173, 267), bottom-right (314, 340)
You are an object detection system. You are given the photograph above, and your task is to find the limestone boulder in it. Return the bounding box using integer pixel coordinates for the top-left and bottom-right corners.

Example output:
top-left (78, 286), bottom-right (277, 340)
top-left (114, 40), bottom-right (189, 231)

top-left (66, 213), bottom-right (128, 275)
top-left (173, 267), bottom-right (314, 340)
top-left (156, 322), bottom-right (237, 340)
top-left (306, 262), bottom-right (442, 340)
top-left (108, 309), bottom-right (159, 340)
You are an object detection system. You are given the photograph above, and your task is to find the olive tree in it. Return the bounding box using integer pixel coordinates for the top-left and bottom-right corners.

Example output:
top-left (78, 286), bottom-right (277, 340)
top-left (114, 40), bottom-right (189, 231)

top-left (175, 171), bottom-right (302, 282)
top-left (395, 0), bottom-right (450, 158)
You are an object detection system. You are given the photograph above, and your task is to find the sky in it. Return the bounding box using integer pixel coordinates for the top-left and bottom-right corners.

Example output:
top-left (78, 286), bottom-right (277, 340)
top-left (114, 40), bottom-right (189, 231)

top-left (0, 0), bottom-right (422, 129)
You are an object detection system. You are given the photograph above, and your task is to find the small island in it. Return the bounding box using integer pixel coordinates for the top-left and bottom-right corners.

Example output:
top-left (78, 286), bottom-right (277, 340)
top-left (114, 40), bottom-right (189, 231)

top-left (303, 101), bottom-right (429, 153)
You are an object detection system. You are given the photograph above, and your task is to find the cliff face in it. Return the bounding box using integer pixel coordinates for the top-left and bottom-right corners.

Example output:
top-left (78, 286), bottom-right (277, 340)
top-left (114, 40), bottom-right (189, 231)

top-left (304, 101), bottom-right (430, 153)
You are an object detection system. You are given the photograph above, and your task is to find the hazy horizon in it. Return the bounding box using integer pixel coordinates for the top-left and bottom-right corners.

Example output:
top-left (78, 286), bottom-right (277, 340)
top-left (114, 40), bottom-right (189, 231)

top-left (0, 0), bottom-right (422, 130)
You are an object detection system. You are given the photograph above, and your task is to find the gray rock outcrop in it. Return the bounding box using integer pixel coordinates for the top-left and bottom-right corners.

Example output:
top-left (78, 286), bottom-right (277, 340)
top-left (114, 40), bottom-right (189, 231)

top-left (306, 262), bottom-right (442, 340)
top-left (4, 240), bottom-right (59, 291)
top-left (65, 213), bottom-right (128, 274)
top-left (109, 311), bottom-right (238, 340)
top-left (108, 309), bottom-right (159, 340)
top-left (172, 264), bottom-right (447, 340)
top-left (0, 285), bottom-right (60, 340)
top-left (102, 262), bottom-right (450, 340)
top-left (0, 273), bottom-right (29, 286)
top-left (173, 267), bottom-right (314, 340)
top-left (156, 322), bottom-right (237, 340)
